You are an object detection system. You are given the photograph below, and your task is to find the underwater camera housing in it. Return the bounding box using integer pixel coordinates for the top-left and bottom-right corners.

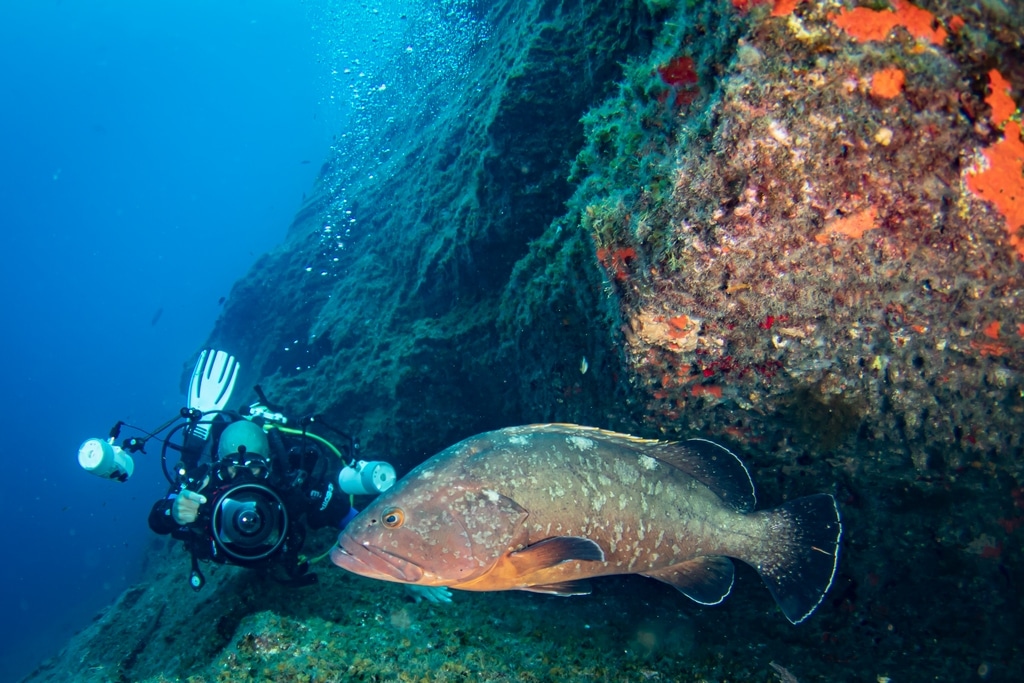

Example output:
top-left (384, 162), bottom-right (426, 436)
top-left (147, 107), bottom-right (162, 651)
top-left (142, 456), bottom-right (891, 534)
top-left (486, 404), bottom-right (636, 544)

top-left (207, 482), bottom-right (289, 563)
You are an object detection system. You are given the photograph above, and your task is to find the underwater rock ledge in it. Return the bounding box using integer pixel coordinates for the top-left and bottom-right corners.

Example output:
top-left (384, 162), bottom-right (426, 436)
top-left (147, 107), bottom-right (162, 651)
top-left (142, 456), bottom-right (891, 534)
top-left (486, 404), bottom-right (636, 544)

top-left (202, 0), bottom-right (660, 468)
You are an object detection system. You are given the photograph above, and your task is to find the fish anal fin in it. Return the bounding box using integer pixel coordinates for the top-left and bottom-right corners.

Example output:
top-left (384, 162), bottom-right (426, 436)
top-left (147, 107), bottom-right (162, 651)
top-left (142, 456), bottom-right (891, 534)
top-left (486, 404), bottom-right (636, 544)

top-left (643, 556), bottom-right (735, 606)
top-left (509, 536), bottom-right (605, 573)
top-left (520, 580), bottom-right (592, 596)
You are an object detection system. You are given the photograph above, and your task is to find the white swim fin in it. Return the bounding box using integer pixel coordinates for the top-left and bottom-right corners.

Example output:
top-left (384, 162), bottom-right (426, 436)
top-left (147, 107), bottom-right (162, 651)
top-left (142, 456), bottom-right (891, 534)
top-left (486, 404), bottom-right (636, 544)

top-left (187, 349), bottom-right (239, 440)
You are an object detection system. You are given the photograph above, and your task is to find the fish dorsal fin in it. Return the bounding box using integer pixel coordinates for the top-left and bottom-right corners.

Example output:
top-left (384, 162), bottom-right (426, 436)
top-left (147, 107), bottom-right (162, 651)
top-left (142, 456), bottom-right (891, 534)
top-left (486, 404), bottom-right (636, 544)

top-left (642, 556), bottom-right (735, 605)
top-left (525, 425), bottom-right (756, 511)
top-left (648, 438), bottom-right (757, 512)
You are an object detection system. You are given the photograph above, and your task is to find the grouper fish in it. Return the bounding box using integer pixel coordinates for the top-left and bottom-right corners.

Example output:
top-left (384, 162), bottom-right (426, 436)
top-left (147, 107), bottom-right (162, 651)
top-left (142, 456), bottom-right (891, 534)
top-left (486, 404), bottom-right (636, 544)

top-left (331, 424), bottom-right (842, 624)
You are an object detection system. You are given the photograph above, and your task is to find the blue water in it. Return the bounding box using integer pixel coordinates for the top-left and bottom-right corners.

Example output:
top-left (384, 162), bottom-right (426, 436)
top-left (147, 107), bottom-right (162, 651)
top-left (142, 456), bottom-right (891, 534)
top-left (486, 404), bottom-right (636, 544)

top-left (0, 2), bottom-right (334, 679)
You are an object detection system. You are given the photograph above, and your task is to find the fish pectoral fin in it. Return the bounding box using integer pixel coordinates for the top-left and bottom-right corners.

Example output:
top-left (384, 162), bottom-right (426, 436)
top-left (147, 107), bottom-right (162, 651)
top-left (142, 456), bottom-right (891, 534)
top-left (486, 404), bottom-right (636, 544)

top-left (520, 580), bottom-right (592, 596)
top-left (509, 536), bottom-right (606, 573)
top-left (642, 556), bottom-right (735, 606)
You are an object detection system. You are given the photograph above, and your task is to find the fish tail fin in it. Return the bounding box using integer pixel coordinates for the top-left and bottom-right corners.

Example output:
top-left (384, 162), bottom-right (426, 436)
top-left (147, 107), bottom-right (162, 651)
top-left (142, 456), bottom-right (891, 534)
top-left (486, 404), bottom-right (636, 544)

top-left (749, 493), bottom-right (842, 624)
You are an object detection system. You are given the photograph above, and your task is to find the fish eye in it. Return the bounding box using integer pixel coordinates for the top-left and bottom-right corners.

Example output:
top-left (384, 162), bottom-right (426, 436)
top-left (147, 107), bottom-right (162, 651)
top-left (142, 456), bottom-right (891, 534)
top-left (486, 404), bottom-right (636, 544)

top-left (381, 507), bottom-right (405, 529)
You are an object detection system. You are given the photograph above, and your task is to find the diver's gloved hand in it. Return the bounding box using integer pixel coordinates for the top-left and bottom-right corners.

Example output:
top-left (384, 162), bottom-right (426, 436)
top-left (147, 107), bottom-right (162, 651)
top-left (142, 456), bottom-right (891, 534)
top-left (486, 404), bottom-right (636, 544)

top-left (172, 489), bottom-right (207, 525)
top-left (405, 585), bottom-right (453, 604)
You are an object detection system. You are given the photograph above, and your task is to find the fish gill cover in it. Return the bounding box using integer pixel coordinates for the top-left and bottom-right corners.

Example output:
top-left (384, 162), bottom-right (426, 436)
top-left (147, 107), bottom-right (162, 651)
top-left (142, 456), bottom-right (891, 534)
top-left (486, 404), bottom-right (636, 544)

top-left (26, 0), bottom-right (1024, 682)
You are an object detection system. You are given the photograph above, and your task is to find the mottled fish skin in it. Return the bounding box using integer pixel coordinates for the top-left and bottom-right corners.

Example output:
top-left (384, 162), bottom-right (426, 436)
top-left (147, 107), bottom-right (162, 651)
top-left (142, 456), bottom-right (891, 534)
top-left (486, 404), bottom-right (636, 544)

top-left (331, 424), bottom-right (842, 624)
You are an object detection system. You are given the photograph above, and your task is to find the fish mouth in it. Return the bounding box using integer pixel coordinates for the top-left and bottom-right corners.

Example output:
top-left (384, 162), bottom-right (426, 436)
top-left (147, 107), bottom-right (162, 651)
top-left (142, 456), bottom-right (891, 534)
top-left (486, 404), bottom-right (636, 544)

top-left (330, 535), bottom-right (425, 583)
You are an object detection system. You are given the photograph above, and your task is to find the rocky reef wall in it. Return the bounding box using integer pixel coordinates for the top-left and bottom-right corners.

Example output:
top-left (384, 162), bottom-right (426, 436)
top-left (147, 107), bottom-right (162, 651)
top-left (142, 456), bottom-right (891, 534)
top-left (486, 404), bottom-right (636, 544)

top-left (206, 0), bottom-right (660, 468)
top-left (505, 0), bottom-right (1024, 675)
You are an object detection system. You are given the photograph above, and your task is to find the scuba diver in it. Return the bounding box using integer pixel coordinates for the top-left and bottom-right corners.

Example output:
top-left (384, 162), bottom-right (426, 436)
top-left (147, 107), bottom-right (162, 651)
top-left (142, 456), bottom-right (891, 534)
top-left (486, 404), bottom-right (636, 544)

top-left (80, 349), bottom-right (451, 602)
top-left (146, 414), bottom-right (353, 588)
